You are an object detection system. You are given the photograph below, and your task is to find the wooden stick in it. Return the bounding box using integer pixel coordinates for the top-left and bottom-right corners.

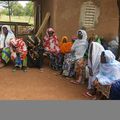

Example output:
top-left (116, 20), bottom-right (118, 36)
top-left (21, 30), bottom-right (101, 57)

top-left (35, 12), bottom-right (50, 37)
top-left (28, 35), bottom-right (35, 44)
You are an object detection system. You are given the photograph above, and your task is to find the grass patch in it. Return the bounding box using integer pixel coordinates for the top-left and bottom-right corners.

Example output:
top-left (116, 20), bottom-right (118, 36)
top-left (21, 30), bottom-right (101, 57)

top-left (0, 15), bottom-right (34, 25)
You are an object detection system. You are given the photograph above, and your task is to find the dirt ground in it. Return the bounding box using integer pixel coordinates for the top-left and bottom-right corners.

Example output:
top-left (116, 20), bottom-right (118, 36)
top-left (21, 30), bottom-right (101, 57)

top-left (0, 66), bottom-right (91, 100)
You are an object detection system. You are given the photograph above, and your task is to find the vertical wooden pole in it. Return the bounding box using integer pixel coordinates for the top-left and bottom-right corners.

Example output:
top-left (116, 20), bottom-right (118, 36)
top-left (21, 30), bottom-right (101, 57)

top-left (8, 1), bottom-right (11, 22)
top-left (34, 0), bottom-right (42, 34)
top-left (117, 0), bottom-right (120, 59)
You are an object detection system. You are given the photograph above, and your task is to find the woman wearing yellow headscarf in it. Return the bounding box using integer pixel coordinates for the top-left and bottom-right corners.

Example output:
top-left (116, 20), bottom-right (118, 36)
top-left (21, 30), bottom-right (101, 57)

top-left (60, 36), bottom-right (72, 54)
top-left (60, 36), bottom-right (76, 76)
top-left (58, 36), bottom-right (72, 72)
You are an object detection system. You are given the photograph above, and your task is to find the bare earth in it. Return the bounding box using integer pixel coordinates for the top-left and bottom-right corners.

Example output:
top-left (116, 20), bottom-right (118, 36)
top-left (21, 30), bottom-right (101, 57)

top-left (0, 66), bottom-right (90, 100)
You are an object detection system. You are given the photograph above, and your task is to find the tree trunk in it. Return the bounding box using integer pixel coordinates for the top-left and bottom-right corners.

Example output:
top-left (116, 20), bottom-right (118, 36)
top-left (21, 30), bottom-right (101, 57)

top-left (34, 0), bottom-right (42, 34)
top-left (117, 0), bottom-right (120, 59)
top-left (8, 1), bottom-right (11, 22)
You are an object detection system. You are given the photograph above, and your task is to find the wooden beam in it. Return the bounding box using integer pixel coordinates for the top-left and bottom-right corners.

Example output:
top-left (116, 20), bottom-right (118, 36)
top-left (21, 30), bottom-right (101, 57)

top-left (35, 12), bottom-right (50, 37)
top-left (117, 0), bottom-right (120, 59)
top-left (34, 0), bottom-right (42, 33)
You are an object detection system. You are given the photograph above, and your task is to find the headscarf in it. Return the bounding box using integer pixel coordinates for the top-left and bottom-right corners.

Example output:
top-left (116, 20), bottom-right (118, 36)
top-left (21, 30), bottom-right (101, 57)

top-left (45, 28), bottom-right (55, 37)
top-left (87, 42), bottom-right (105, 89)
top-left (60, 36), bottom-right (72, 54)
top-left (71, 29), bottom-right (88, 61)
top-left (43, 28), bottom-right (60, 54)
top-left (71, 36), bottom-right (77, 43)
top-left (0, 25), bottom-right (15, 48)
top-left (60, 36), bottom-right (68, 45)
top-left (96, 50), bottom-right (120, 85)
top-left (88, 42), bottom-right (105, 74)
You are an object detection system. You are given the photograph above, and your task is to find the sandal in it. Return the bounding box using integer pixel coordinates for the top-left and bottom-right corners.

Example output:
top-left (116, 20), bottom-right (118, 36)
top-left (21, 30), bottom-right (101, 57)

top-left (70, 80), bottom-right (81, 85)
top-left (22, 67), bottom-right (27, 72)
top-left (0, 63), bottom-right (5, 69)
top-left (83, 92), bottom-right (93, 97)
top-left (39, 68), bottom-right (44, 72)
top-left (23, 68), bottom-right (27, 72)
top-left (92, 96), bottom-right (97, 100)
top-left (12, 67), bottom-right (17, 72)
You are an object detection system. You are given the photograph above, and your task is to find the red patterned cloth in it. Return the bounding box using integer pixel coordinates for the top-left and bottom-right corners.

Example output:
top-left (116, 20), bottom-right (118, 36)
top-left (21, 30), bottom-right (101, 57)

top-left (43, 28), bottom-right (60, 54)
top-left (10, 38), bottom-right (27, 60)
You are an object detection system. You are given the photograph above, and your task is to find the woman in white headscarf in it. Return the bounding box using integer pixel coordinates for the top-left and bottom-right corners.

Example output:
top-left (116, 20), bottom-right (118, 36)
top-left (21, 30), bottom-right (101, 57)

top-left (93, 50), bottom-right (120, 99)
top-left (71, 29), bottom-right (88, 61)
top-left (0, 25), bottom-right (15, 65)
top-left (95, 50), bottom-right (120, 85)
top-left (85, 42), bottom-right (105, 97)
top-left (70, 29), bottom-right (88, 84)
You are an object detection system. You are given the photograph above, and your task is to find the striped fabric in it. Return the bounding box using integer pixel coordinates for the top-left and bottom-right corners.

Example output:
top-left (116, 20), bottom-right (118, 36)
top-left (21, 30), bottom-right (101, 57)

top-left (2, 47), bottom-right (11, 63)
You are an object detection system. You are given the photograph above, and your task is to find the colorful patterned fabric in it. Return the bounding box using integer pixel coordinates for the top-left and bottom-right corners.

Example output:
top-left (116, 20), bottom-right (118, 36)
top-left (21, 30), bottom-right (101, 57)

top-left (10, 38), bottom-right (27, 60)
top-left (15, 54), bottom-right (27, 67)
top-left (62, 53), bottom-right (75, 77)
top-left (43, 28), bottom-right (60, 54)
top-left (74, 59), bottom-right (86, 79)
top-left (2, 47), bottom-right (11, 63)
top-left (96, 84), bottom-right (111, 98)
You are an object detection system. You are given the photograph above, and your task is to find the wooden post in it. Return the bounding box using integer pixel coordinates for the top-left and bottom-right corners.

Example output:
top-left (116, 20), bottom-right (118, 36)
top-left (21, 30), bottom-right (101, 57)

top-left (8, 1), bottom-right (11, 22)
top-left (35, 12), bottom-right (50, 37)
top-left (117, 0), bottom-right (120, 59)
top-left (34, 0), bottom-right (42, 34)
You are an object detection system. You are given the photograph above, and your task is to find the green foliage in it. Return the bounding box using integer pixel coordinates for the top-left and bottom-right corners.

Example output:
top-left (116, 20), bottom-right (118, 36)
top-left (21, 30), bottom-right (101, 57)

top-left (24, 1), bottom-right (34, 16)
top-left (0, 1), bottom-right (18, 16)
top-left (12, 3), bottom-right (24, 16)
top-left (0, 15), bottom-right (34, 24)
top-left (0, 1), bottom-right (34, 16)
top-left (0, 9), bottom-right (8, 15)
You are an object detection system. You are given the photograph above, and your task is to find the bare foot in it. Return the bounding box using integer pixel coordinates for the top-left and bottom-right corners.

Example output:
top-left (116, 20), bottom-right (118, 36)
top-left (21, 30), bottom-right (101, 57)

top-left (40, 68), bottom-right (44, 72)
top-left (92, 96), bottom-right (97, 100)
top-left (83, 91), bottom-right (93, 97)
top-left (0, 63), bottom-right (5, 68)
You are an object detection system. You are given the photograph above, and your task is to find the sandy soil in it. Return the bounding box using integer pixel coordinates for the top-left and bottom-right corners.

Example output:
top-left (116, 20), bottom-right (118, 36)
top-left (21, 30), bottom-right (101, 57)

top-left (0, 66), bottom-right (90, 100)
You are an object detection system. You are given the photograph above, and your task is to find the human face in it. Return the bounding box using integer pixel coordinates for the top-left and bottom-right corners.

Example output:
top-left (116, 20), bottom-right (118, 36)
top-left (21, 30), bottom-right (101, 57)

top-left (101, 52), bottom-right (106, 63)
top-left (48, 31), bottom-right (54, 37)
top-left (78, 31), bottom-right (83, 39)
top-left (63, 38), bottom-right (67, 43)
top-left (3, 27), bottom-right (8, 35)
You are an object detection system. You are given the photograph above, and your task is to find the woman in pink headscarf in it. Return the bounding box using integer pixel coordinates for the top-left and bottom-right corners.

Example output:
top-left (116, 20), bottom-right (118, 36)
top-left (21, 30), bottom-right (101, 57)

top-left (43, 28), bottom-right (60, 70)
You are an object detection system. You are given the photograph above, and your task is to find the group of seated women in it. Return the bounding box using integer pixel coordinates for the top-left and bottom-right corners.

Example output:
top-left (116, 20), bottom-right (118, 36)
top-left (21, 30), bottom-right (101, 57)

top-left (0, 25), bottom-right (120, 100)
top-left (41, 27), bottom-right (120, 100)
top-left (0, 25), bottom-right (27, 71)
